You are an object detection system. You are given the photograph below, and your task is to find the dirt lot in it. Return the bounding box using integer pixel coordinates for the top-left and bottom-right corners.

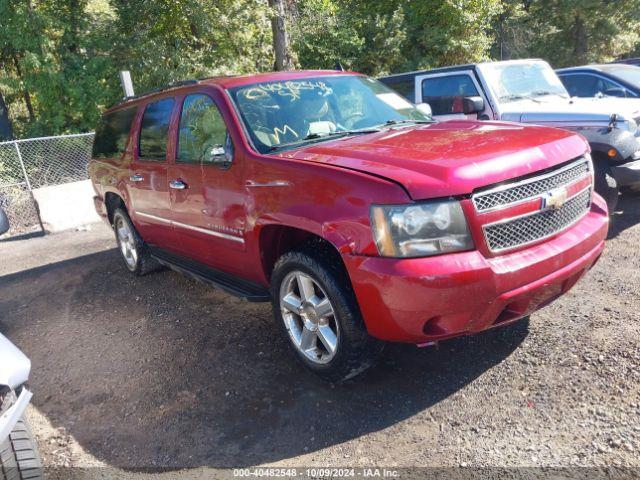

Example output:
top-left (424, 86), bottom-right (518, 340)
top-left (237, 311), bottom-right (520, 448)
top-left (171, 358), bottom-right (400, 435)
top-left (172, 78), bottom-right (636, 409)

top-left (1, 194), bottom-right (639, 479)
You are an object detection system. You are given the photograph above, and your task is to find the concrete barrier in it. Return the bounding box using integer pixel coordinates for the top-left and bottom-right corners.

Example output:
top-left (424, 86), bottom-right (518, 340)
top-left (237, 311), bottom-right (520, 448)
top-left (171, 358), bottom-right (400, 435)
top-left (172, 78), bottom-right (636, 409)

top-left (32, 179), bottom-right (101, 233)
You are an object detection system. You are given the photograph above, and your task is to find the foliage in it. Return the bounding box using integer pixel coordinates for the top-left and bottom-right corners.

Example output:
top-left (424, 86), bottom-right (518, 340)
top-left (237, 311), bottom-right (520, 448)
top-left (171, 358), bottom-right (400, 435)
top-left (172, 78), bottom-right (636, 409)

top-left (494, 0), bottom-right (640, 66)
top-left (1, 0), bottom-right (640, 138)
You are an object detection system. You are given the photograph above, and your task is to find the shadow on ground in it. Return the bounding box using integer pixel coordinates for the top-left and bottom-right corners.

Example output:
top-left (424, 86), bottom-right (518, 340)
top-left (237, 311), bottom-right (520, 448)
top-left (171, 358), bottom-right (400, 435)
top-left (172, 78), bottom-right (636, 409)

top-left (0, 249), bottom-right (529, 469)
top-left (608, 190), bottom-right (640, 239)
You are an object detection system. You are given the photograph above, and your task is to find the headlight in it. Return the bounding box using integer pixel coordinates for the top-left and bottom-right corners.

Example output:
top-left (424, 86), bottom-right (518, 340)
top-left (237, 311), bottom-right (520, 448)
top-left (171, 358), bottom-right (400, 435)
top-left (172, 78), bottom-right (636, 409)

top-left (371, 200), bottom-right (474, 258)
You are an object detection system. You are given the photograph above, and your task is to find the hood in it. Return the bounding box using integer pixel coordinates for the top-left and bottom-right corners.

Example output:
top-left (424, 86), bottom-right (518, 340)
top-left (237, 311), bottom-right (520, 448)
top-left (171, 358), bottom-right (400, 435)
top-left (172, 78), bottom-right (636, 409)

top-left (0, 333), bottom-right (31, 389)
top-left (287, 121), bottom-right (588, 200)
top-left (500, 95), bottom-right (640, 124)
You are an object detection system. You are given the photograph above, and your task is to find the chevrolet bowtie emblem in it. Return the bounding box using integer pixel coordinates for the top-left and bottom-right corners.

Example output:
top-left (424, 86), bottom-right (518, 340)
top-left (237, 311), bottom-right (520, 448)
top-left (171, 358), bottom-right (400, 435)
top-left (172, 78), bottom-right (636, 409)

top-left (542, 187), bottom-right (569, 211)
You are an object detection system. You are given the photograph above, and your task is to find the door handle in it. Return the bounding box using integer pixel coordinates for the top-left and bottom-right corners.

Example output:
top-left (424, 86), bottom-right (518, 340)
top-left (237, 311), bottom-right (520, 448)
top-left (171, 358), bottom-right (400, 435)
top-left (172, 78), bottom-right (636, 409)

top-left (130, 174), bottom-right (144, 182)
top-left (169, 180), bottom-right (187, 190)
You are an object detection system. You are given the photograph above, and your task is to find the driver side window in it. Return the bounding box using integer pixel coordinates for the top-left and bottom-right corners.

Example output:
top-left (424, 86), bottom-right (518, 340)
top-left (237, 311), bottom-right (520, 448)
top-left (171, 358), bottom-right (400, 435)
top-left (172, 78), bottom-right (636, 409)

top-left (422, 74), bottom-right (480, 115)
top-left (177, 94), bottom-right (229, 164)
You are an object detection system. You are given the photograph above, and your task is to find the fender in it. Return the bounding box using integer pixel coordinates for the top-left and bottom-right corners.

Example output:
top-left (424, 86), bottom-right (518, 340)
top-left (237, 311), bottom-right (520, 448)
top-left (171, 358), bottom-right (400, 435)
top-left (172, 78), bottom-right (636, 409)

top-left (571, 127), bottom-right (640, 164)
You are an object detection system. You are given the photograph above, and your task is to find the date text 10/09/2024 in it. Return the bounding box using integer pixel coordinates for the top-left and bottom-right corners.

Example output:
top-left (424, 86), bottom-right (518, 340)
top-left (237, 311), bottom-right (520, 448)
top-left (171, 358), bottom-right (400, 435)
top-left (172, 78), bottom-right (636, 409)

top-left (232, 468), bottom-right (400, 477)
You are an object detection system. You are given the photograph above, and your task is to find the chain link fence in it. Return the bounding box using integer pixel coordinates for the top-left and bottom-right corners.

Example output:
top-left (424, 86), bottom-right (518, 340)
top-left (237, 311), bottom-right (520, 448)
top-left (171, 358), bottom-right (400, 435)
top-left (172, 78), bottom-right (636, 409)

top-left (0, 133), bottom-right (94, 237)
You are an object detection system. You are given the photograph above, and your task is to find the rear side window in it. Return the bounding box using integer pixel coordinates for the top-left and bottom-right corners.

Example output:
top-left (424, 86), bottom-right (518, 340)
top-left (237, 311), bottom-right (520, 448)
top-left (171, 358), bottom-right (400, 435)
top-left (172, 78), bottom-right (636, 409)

top-left (92, 107), bottom-right (137, 158)
top-left (422, 74), bottom-right (480, 115)
top-left (139, 98), bottom-right (175, 160)
top-left (177, 94), bottom-right (228, 164)
top-left (380, 78), bottom-right (415, 102)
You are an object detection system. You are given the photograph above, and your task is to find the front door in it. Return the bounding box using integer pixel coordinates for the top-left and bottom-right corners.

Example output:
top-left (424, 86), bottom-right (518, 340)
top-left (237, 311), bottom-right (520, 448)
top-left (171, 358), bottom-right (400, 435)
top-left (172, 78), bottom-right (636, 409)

top-left (416, 71), bottom-right (489, 121)
top-left (168, 91), bottom-right (248, 274)
top-left (128, 97), bottom-right (177, 248)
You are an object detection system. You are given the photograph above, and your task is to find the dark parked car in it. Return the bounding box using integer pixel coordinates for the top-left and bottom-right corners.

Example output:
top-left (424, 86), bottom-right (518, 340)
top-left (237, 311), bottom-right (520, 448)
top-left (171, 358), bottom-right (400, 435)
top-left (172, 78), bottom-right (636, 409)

top-left (611, 58), bottom-right (640, 67)
top-left (0, 206), bottom-right (8, 235)
top-left (557, 64), bottom-right (640, 99)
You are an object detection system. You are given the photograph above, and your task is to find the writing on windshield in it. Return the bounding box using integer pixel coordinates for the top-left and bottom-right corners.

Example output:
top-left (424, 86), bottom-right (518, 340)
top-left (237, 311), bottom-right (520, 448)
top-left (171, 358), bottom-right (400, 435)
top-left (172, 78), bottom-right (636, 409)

top-left (229, 76), bottom-right (430, 153)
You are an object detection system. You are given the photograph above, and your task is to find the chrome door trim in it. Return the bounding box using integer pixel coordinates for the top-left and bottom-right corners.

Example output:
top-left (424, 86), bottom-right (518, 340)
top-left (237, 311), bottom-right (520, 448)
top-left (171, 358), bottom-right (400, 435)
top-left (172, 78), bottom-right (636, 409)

top-left (172, 220), bottom-right (245, 243)
top-left (137, 212), bottom-right (171, 224)
top-left (136, 212), bottom-right (244, 244)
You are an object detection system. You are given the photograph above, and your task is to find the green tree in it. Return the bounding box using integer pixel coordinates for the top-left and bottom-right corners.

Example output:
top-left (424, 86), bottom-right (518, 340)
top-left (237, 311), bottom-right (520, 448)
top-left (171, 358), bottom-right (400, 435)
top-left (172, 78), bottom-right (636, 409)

top-left (493, 0), bottom-right (640, 67)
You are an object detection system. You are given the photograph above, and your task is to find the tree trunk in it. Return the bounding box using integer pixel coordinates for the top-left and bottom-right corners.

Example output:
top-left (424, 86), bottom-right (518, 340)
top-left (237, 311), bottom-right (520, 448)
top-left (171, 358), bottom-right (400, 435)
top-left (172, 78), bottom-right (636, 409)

top-left (268, 0), bottom-right (293, 71)
top-left (0, 89), bottom-right (14, 141)
top-left (571, 15), bottom-right (588, 65)
top-left (12, 54), bottom-right (35, 122)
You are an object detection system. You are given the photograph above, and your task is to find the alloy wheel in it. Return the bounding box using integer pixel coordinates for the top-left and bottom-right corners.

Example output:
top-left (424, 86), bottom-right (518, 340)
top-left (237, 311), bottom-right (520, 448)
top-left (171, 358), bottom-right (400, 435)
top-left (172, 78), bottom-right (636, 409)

top-left (116, 216), bottom-right (138, 270)
top-left (279, 270), bottom-right (340, 364)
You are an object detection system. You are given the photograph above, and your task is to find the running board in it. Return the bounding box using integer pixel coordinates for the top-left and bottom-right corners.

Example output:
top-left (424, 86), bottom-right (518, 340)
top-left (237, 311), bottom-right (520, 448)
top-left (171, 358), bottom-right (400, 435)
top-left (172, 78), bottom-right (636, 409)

top-left (149, 247), bottom-right (270, 302)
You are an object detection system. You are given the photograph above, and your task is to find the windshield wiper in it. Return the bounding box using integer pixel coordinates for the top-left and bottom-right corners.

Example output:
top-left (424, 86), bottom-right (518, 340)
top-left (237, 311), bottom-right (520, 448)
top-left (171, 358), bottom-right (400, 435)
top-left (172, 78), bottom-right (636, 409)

top-left (380, 119), bottom-right (434, 127)
top-left (268, 127), bottom-right (381, 152)
top-left (499, 93), bottom-right (542, 103)
top-left (531, 89), bottom-right (569, 99)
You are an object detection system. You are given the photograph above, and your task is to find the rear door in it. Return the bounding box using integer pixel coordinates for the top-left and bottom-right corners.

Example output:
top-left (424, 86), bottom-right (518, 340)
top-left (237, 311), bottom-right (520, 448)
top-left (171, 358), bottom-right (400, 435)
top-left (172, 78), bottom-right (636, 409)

top-left (168, 90), bottom-right (248, 273)
top-left (415, 71), bottom-right (491, 121)
top-left (128, 97), bottom-right (177, 247)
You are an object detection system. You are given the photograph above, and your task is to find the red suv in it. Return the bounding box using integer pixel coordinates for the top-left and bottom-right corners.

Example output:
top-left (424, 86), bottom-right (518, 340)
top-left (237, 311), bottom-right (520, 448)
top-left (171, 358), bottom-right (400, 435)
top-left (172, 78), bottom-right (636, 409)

top-left (89, 70), bottom-right (609, 381)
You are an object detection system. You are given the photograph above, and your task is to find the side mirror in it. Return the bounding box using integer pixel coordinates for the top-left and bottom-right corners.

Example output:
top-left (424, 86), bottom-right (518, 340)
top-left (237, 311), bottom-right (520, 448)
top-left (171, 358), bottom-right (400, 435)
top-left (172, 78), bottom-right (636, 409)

top-left (603, 87), bottom-right (628, 98)
top-left (205, 134), bottom-right (234, 169)
top-left (416, 102), bottom-right (432, 117)
top-left (462, 96), bottom-right (485, 114)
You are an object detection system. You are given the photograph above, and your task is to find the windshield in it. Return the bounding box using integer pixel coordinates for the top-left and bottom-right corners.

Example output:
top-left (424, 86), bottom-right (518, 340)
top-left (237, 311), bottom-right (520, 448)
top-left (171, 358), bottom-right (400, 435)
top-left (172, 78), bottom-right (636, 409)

top-left (479, 62), bottom-right (569, 103)
top-left (605, 66), bottom-right (640, 86)
top-left (228, 75), bottom-right (431, 153)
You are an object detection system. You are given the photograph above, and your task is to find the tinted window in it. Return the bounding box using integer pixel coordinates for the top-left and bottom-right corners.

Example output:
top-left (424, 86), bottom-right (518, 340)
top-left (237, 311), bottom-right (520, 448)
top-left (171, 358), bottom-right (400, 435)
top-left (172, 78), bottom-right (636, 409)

top-left (381, 78), bottom-right (415, 102)
top-left (560, 74), bottom-right (624, 97)
top-left (139, 98), bottom-right (174, 160)
top-left (422, 74), bottom-right (480, 115)
top-left (92, 107), bottom-right (137, 158)
top-left (178, 94), bottom-right (228, 164)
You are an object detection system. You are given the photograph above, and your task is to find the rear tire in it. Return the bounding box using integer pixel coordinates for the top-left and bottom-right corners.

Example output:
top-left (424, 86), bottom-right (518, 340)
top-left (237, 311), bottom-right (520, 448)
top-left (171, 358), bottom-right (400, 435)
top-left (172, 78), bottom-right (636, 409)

top-left (271, 248), bottom-right (384, 382)
top-left (594, 161), bottom-right (619, 213)
top-left (112, 208), bottom-right (159, 276)
top-left (0, 417), bottom-right (43, 480)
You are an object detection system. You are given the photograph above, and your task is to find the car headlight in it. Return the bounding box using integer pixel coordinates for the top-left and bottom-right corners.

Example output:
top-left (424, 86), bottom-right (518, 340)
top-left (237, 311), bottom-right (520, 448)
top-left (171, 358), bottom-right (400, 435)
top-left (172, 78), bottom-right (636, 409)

top-left (370, 200), bottom-right (474, 258)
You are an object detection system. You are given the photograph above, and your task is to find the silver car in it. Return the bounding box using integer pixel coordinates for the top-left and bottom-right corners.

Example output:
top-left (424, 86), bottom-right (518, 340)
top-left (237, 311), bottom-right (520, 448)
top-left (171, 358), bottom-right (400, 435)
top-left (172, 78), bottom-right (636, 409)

top-left (0, 333), bottom-right (42, 479)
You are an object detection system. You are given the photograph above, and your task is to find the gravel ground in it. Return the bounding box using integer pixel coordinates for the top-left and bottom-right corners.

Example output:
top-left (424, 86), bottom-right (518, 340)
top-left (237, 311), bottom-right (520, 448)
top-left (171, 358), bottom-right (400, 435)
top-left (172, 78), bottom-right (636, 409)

top-left (0, 194), bottom-right (639, 479)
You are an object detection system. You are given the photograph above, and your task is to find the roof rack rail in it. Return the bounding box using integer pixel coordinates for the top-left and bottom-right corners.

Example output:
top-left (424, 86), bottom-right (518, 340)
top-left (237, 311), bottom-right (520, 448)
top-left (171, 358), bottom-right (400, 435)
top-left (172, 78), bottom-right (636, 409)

top-left (114, 79), bottom-right (199, 106)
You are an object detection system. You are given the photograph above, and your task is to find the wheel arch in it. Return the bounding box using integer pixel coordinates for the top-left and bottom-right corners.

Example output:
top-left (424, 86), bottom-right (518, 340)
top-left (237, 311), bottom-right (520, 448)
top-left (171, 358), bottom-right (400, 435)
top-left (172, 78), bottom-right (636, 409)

top-left (104, 191), bottom-right (127, 225)
top-left (258, 224), bottom-right (350, 283)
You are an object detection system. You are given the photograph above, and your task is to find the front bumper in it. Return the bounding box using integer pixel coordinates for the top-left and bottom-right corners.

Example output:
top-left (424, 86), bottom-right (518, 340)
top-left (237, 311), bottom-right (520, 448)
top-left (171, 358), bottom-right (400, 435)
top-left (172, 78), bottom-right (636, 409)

top-left (0, 388), bottom-right (32, 441)
top-left (343, 195), bottom-right (609, 343)
top-left (611, 157), bottom-right (640, 187)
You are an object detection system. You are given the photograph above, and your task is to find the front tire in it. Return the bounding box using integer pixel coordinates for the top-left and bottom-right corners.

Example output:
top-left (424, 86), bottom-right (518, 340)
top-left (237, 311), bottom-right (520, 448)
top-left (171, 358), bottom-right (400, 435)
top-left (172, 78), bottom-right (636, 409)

top-left (271, 249), bottom-right (384, 382)
top-left (0, 417), bottom-right (43, 480)
top-left (112, 208), bottom-right (158, 276)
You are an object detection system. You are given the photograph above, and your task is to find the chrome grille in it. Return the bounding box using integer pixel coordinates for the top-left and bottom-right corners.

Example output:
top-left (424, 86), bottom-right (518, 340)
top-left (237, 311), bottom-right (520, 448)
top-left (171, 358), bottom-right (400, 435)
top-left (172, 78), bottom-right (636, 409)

top-left (483, 189), bottom-right (591, 253)
top-left (473, 159), bottom-right (590, 212)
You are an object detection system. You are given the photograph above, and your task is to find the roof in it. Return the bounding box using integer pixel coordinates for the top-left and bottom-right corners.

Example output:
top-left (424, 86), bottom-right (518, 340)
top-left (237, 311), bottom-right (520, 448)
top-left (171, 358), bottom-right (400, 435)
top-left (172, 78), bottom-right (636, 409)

top-left (557, 64), bottom-right (640, 74)
top-left (107, 69), bottom-right (358, 112)
top-left (204, 69), bottom-right (356, 89)
top-left (379, 58), bottom-right (549, 80)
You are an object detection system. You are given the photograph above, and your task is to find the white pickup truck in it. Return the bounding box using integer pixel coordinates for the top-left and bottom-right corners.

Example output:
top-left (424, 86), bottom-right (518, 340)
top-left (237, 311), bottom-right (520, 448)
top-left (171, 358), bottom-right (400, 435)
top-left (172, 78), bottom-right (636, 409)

top-left (380, 59), bottom-right (640, 211)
